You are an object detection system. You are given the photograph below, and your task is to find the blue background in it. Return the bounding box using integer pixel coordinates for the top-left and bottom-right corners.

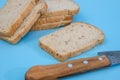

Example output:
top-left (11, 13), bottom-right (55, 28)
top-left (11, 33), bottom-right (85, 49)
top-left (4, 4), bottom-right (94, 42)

top-left (0, 0), bottom-right (120, 80)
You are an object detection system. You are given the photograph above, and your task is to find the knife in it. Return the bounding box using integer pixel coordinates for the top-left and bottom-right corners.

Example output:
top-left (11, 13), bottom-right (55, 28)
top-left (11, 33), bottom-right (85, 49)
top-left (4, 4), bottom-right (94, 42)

top-left (25, 51), bottom-right (120, 80)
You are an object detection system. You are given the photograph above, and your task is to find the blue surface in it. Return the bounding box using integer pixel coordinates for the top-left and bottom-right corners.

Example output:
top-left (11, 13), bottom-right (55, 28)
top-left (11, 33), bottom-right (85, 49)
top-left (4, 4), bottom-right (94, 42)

top-left (0, 0), bottom-right (120, 80)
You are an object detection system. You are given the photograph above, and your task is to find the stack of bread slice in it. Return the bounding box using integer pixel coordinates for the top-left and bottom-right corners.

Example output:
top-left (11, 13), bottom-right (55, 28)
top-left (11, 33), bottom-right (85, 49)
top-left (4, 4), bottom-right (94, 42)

top-left (0, 0), bottom-right (47, 44)
top-left (31, 0), bottom-right (80, 30)
top-left (0, 0), bottom-right (79, 44)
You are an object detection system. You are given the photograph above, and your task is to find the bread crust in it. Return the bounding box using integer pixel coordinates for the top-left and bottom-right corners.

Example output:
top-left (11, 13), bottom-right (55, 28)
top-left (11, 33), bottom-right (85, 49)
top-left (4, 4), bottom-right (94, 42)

top-left (31, 20), bottom-right (72, 31)
top-left (41, 9), bottom-right (79, 18)
top-left (39, 22), bottom-right (104, 61)
top-left (34, 15), bottom-right (72, 25)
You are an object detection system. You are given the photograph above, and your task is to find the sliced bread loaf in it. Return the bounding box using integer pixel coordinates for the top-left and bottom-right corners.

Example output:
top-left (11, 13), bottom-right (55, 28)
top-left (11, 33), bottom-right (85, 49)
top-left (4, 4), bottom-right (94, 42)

top-left (0, 0), bottom-right (38, 37)
top-left (41, 0), bottom-right (80, 18)
top-left (31, 0), bottom-right (79, 31)
top-left (39, 22), bottom-right (104, 61)
top-left (31, 20), bottom-right (72, 30)
top-left (0, 0), bottom-right (47, 44)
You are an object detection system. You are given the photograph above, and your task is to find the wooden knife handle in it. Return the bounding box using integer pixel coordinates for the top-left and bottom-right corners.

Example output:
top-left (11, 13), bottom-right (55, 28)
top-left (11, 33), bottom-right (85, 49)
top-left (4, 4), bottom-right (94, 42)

top-left (25, 55), bottom-right (111, 80)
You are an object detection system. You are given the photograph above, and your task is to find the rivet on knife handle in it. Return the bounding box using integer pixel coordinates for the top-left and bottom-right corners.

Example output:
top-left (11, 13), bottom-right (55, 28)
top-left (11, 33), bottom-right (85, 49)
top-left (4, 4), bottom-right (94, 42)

top-left (25, 55), bottom-right (110, 80)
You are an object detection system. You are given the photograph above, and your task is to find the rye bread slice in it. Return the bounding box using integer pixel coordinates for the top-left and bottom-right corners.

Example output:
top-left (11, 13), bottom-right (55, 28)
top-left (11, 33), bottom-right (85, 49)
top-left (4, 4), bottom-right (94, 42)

top-left (0, 0), bottom-right (38, 37)
top-left (41, 0), bottom-right (80, 18)
top-left (39, 22), bottom-right (104, 61)
top-left (0, 0), bottom-right (47, 44)
top-left (31, 20), bottom-right (72, 30)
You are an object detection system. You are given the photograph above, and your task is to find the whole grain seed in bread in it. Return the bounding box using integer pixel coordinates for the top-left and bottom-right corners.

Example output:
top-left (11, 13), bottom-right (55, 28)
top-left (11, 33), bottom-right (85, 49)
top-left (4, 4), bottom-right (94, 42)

top-left (31, 20), bottom-right (72, 30)
top-left (39, 22), bottom-right (104, 61)
top-left (0, 0), bottom-right (47, 44)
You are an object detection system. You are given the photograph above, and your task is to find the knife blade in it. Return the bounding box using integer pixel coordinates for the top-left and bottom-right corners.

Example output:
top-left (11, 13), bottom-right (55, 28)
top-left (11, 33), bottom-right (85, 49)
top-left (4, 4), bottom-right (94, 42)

top-left (25, 51), bottom-right (120, 80)
top-left (99, 51), bottom-right (120, 65)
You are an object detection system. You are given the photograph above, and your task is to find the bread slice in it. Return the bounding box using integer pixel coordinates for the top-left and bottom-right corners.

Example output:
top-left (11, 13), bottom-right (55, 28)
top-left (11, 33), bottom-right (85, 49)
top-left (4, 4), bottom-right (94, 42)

top-left (39, 22), bottom-right (104, 61)
top-left (0, 0), bottom-right (38, 37)
top-left (0, 0), bottom-right (47, 44)
top-left (31, 20), bottom-right (72, 31)
top-left (34, 15), bottom-right (72, 25)
top-left (41, 0), bottom-right (80, 18)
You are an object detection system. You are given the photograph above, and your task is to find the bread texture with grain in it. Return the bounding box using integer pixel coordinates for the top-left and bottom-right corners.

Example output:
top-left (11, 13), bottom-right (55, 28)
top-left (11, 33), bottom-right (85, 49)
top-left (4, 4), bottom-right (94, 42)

top-left (39, 22), bottom-right (104, 61)
top-left (41, 0), bottom-right (80, 17)
top-left (0, 0), bottom-right (47, 44)
top-left (0, 0), bottom-right (38, 37)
